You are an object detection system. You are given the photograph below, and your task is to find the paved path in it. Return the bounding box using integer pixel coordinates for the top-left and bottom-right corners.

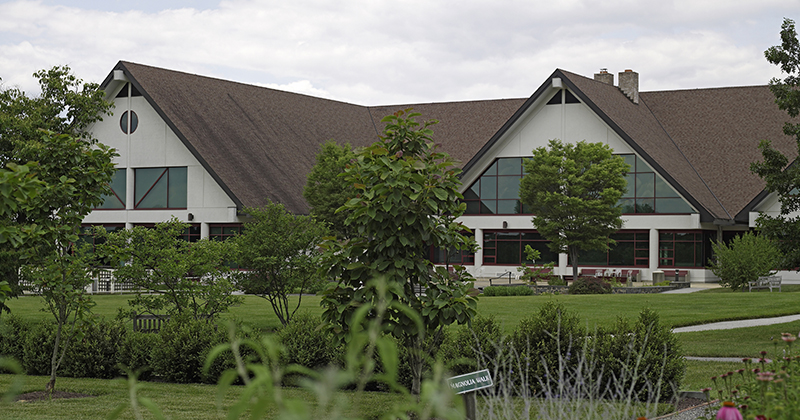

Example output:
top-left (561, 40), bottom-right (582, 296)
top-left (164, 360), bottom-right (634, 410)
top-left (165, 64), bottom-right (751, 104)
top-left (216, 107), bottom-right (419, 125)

top-left (673, 314), bottom-right (800, 333)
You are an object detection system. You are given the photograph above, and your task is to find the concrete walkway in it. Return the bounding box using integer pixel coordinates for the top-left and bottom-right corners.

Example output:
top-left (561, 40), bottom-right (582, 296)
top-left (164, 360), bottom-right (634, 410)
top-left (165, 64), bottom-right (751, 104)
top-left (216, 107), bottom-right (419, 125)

top-left (674, 314), bottom-right (800, 333)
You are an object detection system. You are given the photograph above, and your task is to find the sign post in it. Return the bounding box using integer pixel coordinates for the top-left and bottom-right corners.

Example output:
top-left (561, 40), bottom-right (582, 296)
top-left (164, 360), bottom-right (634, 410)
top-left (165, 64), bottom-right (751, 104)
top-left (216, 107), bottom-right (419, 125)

top-left (447, 369), bottom-right (493, 420)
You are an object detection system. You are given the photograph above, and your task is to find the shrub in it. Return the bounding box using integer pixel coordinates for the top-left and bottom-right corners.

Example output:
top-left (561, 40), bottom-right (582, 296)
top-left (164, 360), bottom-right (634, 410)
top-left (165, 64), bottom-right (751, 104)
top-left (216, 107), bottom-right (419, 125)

top-left (61, 318), bottom-right (128, 379)
top-left (591, 309), bottom-right (685, 402)
top-left (22, 321), bottom-right (55, 376)
top-left (547, 276), bottom-right (567, 286)
top-left (0, 315), bottom-right (30, 371)
top-left (482, 285), bottom-right (533, 296)
top-left (568, 277), bottom-right (611, 294)
top-left (510, 301), bottom-right (585, 394)
top-left (151, 316), bottom-right (229, 383)
top-left (709, 231), bottom-right (782, 291)
top-left (277, 313), bottom-right (339, 369)
top-left (118, 330), bottom-right (162, 380)
top-left (442, 315), bottom-right (506, 376)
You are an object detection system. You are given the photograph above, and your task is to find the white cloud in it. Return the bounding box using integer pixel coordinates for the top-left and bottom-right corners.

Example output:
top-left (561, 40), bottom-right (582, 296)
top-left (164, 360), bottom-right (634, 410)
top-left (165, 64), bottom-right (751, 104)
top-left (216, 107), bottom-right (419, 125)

top-left (0, 0), bottom-right (797, 104)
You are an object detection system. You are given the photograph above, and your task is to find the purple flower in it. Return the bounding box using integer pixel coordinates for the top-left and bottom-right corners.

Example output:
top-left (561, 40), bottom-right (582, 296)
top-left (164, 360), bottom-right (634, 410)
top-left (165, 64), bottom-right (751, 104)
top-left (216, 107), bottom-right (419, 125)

top-left (716, 401), bottom-right (743, 420)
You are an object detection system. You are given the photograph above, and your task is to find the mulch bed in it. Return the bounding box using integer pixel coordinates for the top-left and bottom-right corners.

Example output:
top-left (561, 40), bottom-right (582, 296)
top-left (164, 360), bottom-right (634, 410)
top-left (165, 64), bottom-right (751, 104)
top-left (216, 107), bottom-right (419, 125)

top-left (14, 390), bottom-right (95, 402)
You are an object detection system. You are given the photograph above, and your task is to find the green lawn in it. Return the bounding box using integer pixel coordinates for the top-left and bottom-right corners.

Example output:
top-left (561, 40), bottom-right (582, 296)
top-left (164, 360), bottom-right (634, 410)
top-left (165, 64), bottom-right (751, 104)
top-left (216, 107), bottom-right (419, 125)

top-left (5, 288), bottom-right (800, 398)
top-left (0, 374), bottom-right (404, 420)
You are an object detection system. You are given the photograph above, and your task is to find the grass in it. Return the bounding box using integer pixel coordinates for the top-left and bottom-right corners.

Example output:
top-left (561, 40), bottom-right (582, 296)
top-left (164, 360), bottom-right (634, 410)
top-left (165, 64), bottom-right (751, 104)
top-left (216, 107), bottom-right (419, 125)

top-left (682, 360), bottom-right (747, 392)
top-left (678, 320), bottom-right (800, 357)
top-left (4, 294), bottom-right (324, 333)
top-left (6, 288), bottom-right (800, 397)
top-left (0, 374), bottom-right (405, 420)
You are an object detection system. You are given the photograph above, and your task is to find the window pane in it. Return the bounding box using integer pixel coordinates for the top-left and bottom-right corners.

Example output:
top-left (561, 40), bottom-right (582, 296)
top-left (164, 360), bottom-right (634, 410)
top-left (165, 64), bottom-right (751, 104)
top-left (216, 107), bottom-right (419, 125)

top-left (608, 242), bottom-right (634, 266)
top-left (496, 231), bottom-right (518, 240)
top-left (621, 154), bottom-right (635, 170)
top-left (480, 200), bottom-right (496, 214)
top-left (498, 158), bottom-right (522, 175)
top-left (635, 155), bottom-right (652, 172)
top-left (635, 199), bottom-right (655, 213)
top-left (621, 174), bottom-right (635, 198)
top-left (97, 169), bottom-right (126, 209)
top-left (674, 242), bottom-right (695, 266)
top-left (579, 249), bottom-right (606, 265)
top-left (656, 198), bottom-right (694, 214)
top-left (497, 241), bottom-right (520, 264)
top-left (463, 181), bottom-right (479, 200)
top-left (619, 199), bottom-right (635, 213)
top-left (210, 227), bottom-right (222, 235)
top-left (613, 232), bottom-right (634, 240)
top-left (636, 173), bottom-right (655, 197)
top-left (465, 201), bottom-right (480, 214)
top-left (136, 168), bottom-right (167, 208)
top-left (480, 177), bottom-right (496, 199)
top-left (484, 160), bottom-right (498, 176)
top-left (659, 232), bottom-right (674, 241)
top-left (655, 176), bottom-right (679, 197)
top-left (635, 232), bottom-right (649, 241)
top-left (168, 167), bottom-right (187, 208)
top-left (497, 176), bottom-right (520, 199)
top-left (497, 200), bottom-right (517, 214)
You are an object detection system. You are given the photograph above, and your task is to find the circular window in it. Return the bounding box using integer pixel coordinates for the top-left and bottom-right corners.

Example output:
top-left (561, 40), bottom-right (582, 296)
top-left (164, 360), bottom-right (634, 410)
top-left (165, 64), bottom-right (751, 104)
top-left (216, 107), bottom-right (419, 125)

top-left (120, 110), bottom-right (139, 134)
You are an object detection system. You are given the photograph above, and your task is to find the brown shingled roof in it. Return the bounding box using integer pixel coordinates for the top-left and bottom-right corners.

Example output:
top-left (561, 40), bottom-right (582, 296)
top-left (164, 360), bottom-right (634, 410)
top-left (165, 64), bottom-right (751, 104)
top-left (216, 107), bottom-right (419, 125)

top-left (104, 62), bottom-right (796, 222)
top-left (560, 70), bottom-right (796, 222)
top-left (110, 61), bottom-right (525, 214)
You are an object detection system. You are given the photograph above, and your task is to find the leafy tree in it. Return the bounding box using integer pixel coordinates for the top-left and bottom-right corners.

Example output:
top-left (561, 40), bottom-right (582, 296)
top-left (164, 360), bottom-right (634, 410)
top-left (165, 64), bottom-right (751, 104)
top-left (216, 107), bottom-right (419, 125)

top-left (751, 18), bottom-right (800, 269)
top-left (97, 218), bottom-right (242, 320)
top-left (0, 65), bottom-right (113, 314)
top-left (519, 139), bottom-right (629, 281)
top-left (232, 202), bottom-right (329, 327)
top-left (708, 232), bottom-right (782, 291)
top-left (18, 131), bottom-right (117, 393)
top-left (303, 140), bottom-right (357, 238)
top-left (319, 110), bottom-right (478, 395)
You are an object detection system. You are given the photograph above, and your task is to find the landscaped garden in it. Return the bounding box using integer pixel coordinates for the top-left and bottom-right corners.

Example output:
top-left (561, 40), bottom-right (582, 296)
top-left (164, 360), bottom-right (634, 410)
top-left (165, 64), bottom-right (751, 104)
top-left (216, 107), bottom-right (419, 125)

top-left (3, 287), bottom-right (800, 419)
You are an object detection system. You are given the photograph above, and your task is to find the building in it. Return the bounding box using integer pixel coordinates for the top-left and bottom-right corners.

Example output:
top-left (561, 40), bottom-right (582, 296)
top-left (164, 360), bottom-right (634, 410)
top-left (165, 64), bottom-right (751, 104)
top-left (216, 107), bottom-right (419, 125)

top-left (84, 61), bottom-right (798, 282)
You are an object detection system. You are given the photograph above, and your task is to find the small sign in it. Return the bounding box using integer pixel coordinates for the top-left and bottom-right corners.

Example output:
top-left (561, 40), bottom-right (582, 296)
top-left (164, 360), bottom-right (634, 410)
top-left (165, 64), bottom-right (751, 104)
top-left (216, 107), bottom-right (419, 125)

top-left (447, 369), bottom-right (493, 394)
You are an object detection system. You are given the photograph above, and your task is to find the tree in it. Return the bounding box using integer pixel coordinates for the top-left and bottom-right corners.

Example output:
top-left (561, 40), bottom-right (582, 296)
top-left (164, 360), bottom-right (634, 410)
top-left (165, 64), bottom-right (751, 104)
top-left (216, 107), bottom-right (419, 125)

top-left (0, 65), bottom-right (113, 313)
top-left (319, 109), bottom-right (478, 395)
top-left (303, 140), bottom-right (357, 239)
top-left (708, 232), bottom-right (782, 291)
top-left (19, 131), bottom-right (117, 394)
top-left (0, 66), bottom-right (116, 394)
top-left (232, 202), bottom-right (329, 327)
top-left (96, 218), bottom-right (243, 320)
top-left (751, 18), bottom-right (800, 269)
top-left (519, 139), bottom-right (629, 281)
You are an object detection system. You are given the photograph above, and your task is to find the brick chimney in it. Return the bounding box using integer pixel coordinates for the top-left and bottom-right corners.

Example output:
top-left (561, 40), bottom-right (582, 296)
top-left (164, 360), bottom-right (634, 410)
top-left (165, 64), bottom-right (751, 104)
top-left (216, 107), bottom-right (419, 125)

top-left (594, 69), bottom-right (614, 85)
top-left (618, 69), bottom-right (639, 104)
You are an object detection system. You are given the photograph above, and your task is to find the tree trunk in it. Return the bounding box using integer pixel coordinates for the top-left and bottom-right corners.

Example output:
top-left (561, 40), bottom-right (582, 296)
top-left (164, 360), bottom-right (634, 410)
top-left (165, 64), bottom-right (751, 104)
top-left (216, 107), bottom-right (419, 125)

top-left (48, 310), bottom-right (64, 395)
top-left (410, 336), bottom-right (423, 396)
top-left (570, 247), bottom-right (580, 282)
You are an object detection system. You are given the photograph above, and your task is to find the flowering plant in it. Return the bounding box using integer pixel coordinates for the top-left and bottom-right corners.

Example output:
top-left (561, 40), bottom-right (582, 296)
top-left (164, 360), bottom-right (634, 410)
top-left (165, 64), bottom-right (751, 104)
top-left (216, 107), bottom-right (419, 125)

top-left (701, 333), bottom-right (800, 420)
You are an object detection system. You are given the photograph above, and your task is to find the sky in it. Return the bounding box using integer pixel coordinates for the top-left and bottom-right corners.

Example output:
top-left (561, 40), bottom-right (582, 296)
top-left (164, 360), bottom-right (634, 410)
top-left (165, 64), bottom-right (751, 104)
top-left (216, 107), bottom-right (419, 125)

top-left (0, 0), bottom-right (798, 106)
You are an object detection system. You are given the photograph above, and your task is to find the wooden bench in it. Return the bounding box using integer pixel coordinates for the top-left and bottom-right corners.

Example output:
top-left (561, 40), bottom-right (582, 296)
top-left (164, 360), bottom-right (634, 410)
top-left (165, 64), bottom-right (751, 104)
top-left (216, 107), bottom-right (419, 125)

top-left (133, 314), bottom-right (170, 333)
top-left (749, 276), bottom-right (782, 292)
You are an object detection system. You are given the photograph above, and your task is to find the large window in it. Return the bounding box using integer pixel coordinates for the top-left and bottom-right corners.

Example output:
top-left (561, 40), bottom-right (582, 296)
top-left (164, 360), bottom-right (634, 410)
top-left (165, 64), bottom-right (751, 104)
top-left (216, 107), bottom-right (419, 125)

top-left (576, 231), bottom-right (649, 267)
top-left (483, 230), bottom-right (557, 265)
top-left (209, 224), bottom-right (243, 241)
top-left (462, 154), bottom-right (695, 216)
top-left (462, 158), bottom-right (528, 215)
top-left (134, 167), bottom-right (187, 209)
top-left (619, 155), bottom-right (694, 214)
top-left (658, 231), bottom-right (714, 268)
top-left (96, 169), bottom-right (126, 209)
top-left (426, 245), bottom-right (475, 265)
top-left (134, 223), bottom-right (200, 242)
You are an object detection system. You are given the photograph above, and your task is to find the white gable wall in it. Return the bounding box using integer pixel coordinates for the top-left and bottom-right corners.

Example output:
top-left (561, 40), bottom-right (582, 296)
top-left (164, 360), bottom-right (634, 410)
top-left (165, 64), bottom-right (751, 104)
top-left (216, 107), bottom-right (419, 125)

top-left (83, 93), bottom-right (241, 231)
top-left (456, 85), bottom-right (707, 281)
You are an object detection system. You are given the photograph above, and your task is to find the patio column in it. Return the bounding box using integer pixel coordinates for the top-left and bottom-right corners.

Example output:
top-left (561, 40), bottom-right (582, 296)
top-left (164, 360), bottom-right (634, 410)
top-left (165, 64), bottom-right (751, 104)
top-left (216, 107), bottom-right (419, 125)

top-left (649, 228), bottom-right (659, 280)
top-left (473, 228), bottom-right (483, 274)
